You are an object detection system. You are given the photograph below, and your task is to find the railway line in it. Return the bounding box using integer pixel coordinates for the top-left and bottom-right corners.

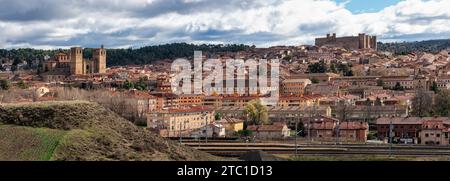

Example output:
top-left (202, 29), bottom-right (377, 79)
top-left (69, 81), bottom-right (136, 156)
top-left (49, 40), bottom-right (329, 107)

top-left (181, 141), bottom-right (450, 157)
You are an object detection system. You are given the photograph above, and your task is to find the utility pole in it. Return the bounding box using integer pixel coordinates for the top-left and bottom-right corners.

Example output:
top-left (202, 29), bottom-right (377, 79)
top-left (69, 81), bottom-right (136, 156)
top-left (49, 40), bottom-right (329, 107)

top-left (335, 120), bottom-right (340, 145)
top-left (204, 113), bottom-right (208, 144)
top-left (179, 121), bottom-right (182, 144)
top-left (295, 116), bottom-right (298, 157)
top-left (308, 106), bottom-right (313, 143)
top-left (389, 119), bottom-right (393, 157)
top-left (389, 107), bottom-right (397, 157)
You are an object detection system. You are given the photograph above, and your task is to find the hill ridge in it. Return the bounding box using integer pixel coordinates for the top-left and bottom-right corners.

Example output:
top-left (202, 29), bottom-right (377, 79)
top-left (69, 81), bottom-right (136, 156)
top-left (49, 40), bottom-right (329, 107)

top-left (0, 101), bottom-right (220, 161)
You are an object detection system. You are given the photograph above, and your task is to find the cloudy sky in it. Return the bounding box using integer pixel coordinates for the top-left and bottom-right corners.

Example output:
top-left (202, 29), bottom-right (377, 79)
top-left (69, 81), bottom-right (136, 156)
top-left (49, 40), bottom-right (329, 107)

top-left (0, 0), bottom-right (450, 49)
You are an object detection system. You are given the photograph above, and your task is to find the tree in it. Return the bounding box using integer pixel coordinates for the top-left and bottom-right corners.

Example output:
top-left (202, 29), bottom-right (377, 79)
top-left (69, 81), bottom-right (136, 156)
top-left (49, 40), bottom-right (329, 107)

top-left (433, 90), bottom-right (450, 116)
top-left (329, 63), bottom-right (337, 73)
top-left (134, 77), bottom-right (148, 90)
top-left (244, 100), bottom-right (269, 125)
top-left (11, 57), bottom-right (21, 72)
top-left (393, 82), bottom-right (404, 91)
top-left (214, 113), bottom-right (222, 121)
top-left (431, 81), bottom-right (439, 93)
top-left (311, 78), bottom-right (320, 84)
top-left (344, 70), bottom-right (354, 76)
top-left (377, 79), bottom-right (384, 87)
top-left (237, 130), bottom-right (253, 138)
top-left (411, 89), bottom-right (433, 117)
top-left (375, 97), bottom-right (382, 106)
top-left (293, 121), bottom-right (305, 136)
top-left (308, 62), bottom-right (327, 73)
top-left (363, 98), bottom-right (373, 123)
top-left (337, 63), bottom-right (353, 76)
top-left (335, 100), bottom-right (352, 121)
top-left (123, 80), bottom-right (135, 90)
top-left (0, 79), bottom-right (11, 90)
top-left (17, 80), bottom-right (28, 89)
top-left (283, 55), bottom-right (292, 61)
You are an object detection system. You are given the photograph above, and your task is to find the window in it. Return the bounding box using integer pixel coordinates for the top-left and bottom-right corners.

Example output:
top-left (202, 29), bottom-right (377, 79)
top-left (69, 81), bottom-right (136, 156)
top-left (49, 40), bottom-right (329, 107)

top-left (437, 134), bottom-right (440, 138)
top-left (425, 133), bottom-right (429, 137)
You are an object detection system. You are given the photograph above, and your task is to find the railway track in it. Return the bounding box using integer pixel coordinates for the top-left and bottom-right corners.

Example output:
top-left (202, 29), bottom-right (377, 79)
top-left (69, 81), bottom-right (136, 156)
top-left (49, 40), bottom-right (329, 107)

top-left (181, 142), bottom-right (450, 157)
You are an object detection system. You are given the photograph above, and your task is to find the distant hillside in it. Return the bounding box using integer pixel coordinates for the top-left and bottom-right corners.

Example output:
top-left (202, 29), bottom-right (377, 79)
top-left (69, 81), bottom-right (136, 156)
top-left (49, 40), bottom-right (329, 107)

top-left (0, 101), bottom-right (220, 161)
top-left (0, 43), bottom-right (252, 68)
top-left (378, 39), bottom-right (450, 55)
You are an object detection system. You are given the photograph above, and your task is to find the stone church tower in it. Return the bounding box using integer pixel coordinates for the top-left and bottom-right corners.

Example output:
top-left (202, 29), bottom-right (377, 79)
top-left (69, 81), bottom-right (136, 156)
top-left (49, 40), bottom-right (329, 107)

top-left (93, 45), bottom-right (106, 74)
top-left (70, 47), bottom-right (84, 75)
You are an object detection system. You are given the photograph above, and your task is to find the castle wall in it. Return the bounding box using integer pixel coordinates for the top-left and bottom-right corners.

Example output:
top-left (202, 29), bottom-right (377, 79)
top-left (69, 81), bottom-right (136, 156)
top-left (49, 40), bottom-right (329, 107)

top-left (43, 46), bottom-right (107, 77)
top-left (315, 33), bottom-right (377, 50)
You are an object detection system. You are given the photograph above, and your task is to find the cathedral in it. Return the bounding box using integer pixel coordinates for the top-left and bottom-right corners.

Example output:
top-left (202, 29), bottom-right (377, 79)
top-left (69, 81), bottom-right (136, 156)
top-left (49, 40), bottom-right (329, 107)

top-left (41, 45), bottom-right (106, 81)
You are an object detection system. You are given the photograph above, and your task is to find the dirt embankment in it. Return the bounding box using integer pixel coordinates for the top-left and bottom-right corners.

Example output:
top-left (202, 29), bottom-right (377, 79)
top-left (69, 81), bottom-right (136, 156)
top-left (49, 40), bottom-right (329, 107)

top-left (0, 101), bottom-right (221, 161)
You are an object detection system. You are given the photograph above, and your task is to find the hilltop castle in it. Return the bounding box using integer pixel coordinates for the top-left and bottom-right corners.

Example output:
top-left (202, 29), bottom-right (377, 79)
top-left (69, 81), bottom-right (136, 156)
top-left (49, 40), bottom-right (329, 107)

top-left (41, 46), bottom-right (106, 81)
top-left (315, 33), bottom-right (377, 50)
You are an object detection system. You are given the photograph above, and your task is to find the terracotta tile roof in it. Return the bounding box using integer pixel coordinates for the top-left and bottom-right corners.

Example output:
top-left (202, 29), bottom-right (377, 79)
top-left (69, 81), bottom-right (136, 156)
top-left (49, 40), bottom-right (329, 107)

top-left (159, 106), bottom-right (214, 113)
top-left (125, 90), bottom-right (155, 99)
top-left (376, 117), bottom-right (450, 125)
top-left (216, 117), bottom-right (244, 124)
top-left (247, 123), bottom-right (287, 132)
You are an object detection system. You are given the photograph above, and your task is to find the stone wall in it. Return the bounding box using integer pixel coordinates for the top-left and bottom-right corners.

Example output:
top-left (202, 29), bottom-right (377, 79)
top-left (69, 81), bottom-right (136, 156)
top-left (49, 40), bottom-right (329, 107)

top-left (315, 33), bottom-right (377, 50)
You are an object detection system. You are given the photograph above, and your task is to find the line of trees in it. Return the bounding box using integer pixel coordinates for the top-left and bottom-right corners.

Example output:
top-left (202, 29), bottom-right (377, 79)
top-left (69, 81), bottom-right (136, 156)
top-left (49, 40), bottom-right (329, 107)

top-left (0, 43), bottom-right (252, 67)
top-left (308, 61), bottom-right (353, 76)
top-left (378, 39), bottom-right (450, 55)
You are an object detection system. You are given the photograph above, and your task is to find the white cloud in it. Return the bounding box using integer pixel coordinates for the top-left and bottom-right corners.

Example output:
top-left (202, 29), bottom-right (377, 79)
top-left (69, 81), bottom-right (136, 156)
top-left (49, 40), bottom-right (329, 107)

top-left (0, 0), bottom-right (450, 49)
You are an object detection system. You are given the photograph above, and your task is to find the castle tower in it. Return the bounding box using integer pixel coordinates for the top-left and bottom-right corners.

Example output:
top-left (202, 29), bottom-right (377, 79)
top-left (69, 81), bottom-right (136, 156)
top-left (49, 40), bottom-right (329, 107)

top-left (358, 33), bottom-right (366, 49)
top-left (371, 36), bottom-right (377, 50)
top-left (93, 45), bottom-right (106, 74)
top-left (70, 47), bottom-right (84, 75)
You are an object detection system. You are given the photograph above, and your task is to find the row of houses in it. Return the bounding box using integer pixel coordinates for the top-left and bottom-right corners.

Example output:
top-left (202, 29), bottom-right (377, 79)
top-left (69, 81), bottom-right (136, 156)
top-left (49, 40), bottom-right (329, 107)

top-left (376, 117), bottom-right (450, 145)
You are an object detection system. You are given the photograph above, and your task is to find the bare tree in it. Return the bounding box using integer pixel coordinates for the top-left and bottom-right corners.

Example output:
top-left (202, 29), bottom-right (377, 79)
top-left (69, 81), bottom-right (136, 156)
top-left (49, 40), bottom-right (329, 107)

top-left (411, 89), bottom-right (433, 117)
top-left (335, 100), bottom-right (353, 122)
top-left (363, 98), bottom-right (373, 123)
top-left (54, 87), bottom-right (145, 124)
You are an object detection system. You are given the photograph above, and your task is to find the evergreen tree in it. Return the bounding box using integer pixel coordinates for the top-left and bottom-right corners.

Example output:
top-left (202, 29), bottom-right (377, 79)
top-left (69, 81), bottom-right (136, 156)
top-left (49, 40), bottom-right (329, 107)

top-left (123, 80), bottom-right (135, 90)
top-left (17, 80), bottom-right (27, 89)
top-left (433, 90), bottom-right (450, 116)
top-left (0, 79), bottom-right (11, 90)
top-left (393, 82), bottom-right (404, 91)
top-left (431, 81), bottom-right (439, 93)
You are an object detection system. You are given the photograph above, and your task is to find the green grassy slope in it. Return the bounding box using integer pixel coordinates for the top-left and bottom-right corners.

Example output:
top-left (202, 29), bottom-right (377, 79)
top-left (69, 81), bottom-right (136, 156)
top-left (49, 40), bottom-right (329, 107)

top-left (0, 125), bottom-right (67, 161)
top-left (0, 101), bottom-right (220, 161)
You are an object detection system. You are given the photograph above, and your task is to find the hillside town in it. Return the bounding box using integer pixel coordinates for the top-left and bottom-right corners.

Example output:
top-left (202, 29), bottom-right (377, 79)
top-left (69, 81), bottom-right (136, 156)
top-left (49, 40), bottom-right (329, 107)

top-left (1, 33), bottom-right (450, 146)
